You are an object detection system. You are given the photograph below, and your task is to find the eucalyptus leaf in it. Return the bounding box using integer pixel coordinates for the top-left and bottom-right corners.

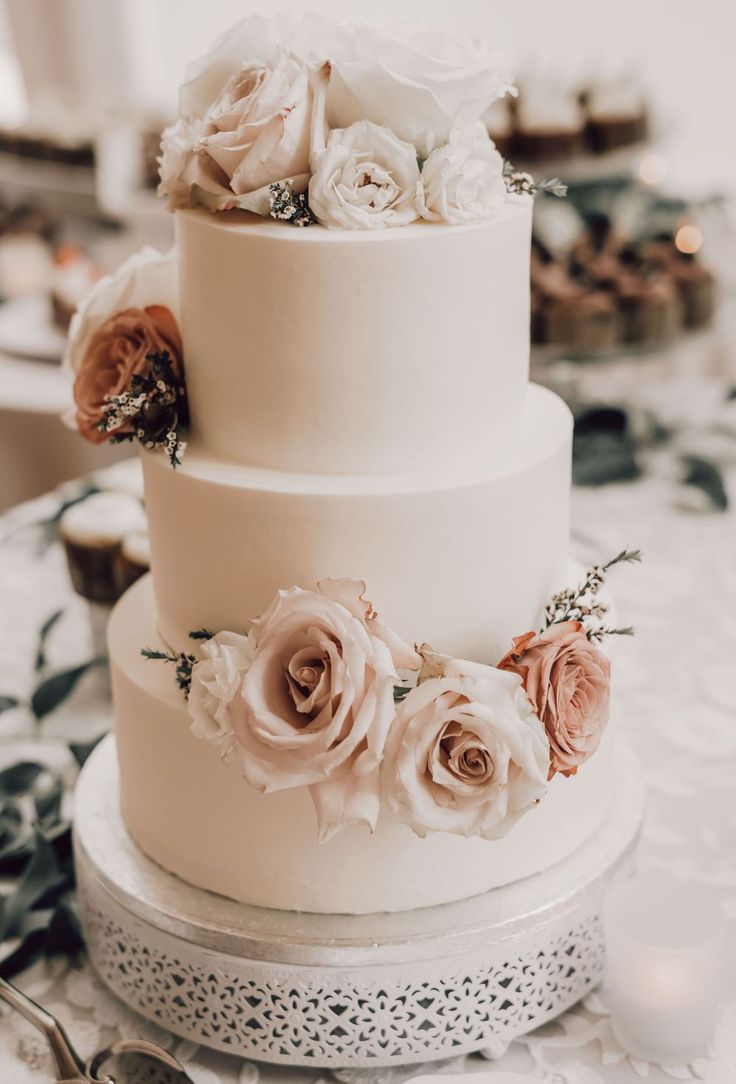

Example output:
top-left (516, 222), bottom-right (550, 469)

top-left (34, 776), bottom-right (65, 828)
top-left (34, 608), bottom-right (64, 672)
top-left (681, 456), bottom-right (728, 511)
top-left (0, 695), bottom-right (19, 714)
top-left (0, 803), bottom-right (22, 846)
top-left (0, 761), bottom-right (44, 796)
top-left (0, 829), bottom-right (67, 940)
top-left (0, 924), bottom-right (47, 979)
top-left (30, 659), bottom-right (101, 720)
top-left (46, 897), bottom-right (84, 960)
top-left (69, 733), bottom-right (105, 769)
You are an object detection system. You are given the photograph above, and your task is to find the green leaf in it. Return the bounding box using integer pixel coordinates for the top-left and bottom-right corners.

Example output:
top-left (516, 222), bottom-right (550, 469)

top-left (34, 777), bottom-right (64, 829)
top-left (0, 829), bottom-right (67, 940)
top-left (69, 733), bottom-right (105, 769)
top-left (681, 456), bottom-right (728, 512)
top-left (30, 659), bottom-right (101, 721)
top-left (0, 761), bottom-right (44, 796)
top-left (0, 695), bottom-right (19, 714)
top-left (34, 608), bottom-right (64, 672)
top-left (46, 897), bottom-right (84, 960)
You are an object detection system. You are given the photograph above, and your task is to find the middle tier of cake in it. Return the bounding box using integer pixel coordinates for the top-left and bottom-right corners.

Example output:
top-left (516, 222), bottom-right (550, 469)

top-left (142, 384), bottom-right (571, 661)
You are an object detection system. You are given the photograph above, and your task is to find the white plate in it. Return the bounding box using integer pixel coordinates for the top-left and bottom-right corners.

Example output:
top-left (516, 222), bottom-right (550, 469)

top-left (0, 293), bottom-right (68, 362)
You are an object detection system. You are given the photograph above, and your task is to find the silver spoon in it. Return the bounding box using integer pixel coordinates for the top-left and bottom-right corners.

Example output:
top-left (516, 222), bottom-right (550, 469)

top-left (0, 976), bottom-right (192, 1083)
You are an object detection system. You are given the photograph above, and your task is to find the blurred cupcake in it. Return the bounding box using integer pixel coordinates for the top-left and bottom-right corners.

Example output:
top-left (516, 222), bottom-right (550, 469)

top-left (116, 529), bottom-right (151, 593)
top-left (514, 81), bottom-right (585, 161)
top-left (585, 74), bottom-right (647, 153)
top-left (616, 271), bottom-right (682, 344)
top-left (49, 244), bottom-right (102, 331)
top-left (542, 290), bottom-right (619, 350)
top-left (59, 492), bottom-right (146, 603)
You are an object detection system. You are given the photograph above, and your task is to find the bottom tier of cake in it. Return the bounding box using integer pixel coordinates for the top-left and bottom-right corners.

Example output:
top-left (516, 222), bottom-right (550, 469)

top-left (109, 576), bottom-right (619, 915)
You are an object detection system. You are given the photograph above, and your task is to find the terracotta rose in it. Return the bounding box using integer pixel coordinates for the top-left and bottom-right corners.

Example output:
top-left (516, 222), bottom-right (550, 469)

top-left (499, 620), bottom-right (610, 778)
top-left (72, 305), bottom-right (183, 443)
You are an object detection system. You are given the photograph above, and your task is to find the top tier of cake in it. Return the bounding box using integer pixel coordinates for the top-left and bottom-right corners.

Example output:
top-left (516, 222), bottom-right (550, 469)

top-left (176, 196), bottom-right (532, 475)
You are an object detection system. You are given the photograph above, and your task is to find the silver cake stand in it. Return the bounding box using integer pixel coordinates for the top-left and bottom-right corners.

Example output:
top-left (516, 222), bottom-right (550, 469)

top-left (74, 736), bottom-right (645, 1068)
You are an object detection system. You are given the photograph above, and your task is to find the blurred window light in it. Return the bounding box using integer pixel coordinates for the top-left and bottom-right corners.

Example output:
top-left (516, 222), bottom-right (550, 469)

top-left (675, 224), bottom-right (703, 255)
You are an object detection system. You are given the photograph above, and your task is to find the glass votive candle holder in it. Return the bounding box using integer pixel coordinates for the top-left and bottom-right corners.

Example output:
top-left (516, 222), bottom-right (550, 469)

top-left (604, 873), bottom-right (726, 1065)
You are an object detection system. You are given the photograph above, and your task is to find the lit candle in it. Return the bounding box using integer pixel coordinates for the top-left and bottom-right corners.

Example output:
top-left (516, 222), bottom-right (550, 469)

top-left (604, 874), bottom-right (726, 1064)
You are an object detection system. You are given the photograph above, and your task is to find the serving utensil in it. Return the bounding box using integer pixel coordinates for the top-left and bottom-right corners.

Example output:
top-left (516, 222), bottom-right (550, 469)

top-left (0, 975), bottom-right (192, 1082)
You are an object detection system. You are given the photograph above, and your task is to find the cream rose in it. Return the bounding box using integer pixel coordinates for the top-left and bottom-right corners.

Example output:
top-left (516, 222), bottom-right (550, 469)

top-left (231, 579), bottom-right (418, 841)
top-left (188, 631), bottom-right (254, 752)
top-left (384, 657), bottom-right (549, 840)
top-left (62, 247), bottom-right (178, 433)
top-left (322, 22), bottom-right (515, 159)
top-left (417, 125), bottom-right (507, 225)
top-left (498, 620), bottom-right (610, 778)
top-left (309, 120), bottom-right (420, 230)
top-left (160, 52), bottom-right (313, 214)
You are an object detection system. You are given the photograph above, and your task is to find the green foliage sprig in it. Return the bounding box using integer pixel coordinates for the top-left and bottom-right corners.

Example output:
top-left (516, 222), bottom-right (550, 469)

top-left (543, 548), bottom-right (642, 640)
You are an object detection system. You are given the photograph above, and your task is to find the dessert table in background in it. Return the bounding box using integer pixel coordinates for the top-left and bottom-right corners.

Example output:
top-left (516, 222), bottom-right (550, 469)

top-left (1, 442), bottom-right (735, 1082)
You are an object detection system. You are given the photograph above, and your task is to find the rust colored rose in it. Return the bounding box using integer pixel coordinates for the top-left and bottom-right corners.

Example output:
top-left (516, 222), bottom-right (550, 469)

top-left (498, 620), bottom-right (610, 779)
top-left (72, 305), bottom-right (182, 443)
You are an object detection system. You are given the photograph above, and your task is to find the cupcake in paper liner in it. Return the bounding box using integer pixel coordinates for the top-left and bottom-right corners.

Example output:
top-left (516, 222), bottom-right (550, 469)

top-left (59, 492), bottom-right (146, 603)
top-left (116, 529), bottom-right (151, 594)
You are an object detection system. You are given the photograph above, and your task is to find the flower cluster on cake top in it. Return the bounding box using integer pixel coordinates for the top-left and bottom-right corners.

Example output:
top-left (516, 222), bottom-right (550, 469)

top-left (157, 13), bottom-right (560, 230)
top-left (145, 550), bottom-right (639, 843)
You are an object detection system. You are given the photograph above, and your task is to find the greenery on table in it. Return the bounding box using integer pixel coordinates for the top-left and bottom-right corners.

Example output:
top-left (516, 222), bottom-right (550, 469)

top-left (0, 738), bottom-right (103, 979)
top-left (0, 610), bottom-right (106, 978)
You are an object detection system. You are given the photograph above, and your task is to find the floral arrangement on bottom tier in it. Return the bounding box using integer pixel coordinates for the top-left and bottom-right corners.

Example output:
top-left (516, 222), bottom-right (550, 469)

top-left (144, 550), bottom-right (639, 843)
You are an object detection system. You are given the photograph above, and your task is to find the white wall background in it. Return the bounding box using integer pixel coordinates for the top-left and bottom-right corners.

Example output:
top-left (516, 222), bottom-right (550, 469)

top-left (2, 0), bottom-right (736, 195)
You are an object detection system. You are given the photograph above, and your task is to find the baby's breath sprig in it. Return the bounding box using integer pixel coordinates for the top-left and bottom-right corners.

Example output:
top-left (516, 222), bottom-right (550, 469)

top-left (99, 350), bottom-right (189, 468)
top-left (543, 548), bottom-right (641, 641)
top-left (503, 161), bottom-right (567, 199)
top-left (269, 180), bottom-right (317, 227)
top-left (141, 646), bottom-right (196, 696)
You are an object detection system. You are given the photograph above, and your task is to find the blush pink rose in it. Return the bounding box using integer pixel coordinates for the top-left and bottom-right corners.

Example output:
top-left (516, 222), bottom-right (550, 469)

top-left (72, 305), bottom-right (183, 443)
top-left (383, 657), bottom-right (549, 840)
top-left (498, 620), bottom-right (610, 779)
top-left (232, 579), bottom-right (419, 842)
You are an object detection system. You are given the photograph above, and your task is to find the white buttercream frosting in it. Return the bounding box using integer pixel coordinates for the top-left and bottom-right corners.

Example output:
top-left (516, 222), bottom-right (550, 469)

top-left (120, 529), bottom-right (150, 568)
top-left (175, 198), bottom-right (532, 474)
top-left (60, 492), bottom-right (146, 546)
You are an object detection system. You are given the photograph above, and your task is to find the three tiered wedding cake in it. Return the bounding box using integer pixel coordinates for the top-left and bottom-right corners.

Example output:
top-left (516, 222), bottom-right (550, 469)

top-left (65, 15), bottom-right (628, 917)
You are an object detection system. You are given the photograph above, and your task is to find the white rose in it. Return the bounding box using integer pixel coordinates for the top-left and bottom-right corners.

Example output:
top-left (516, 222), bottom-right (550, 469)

top-left (159, 50), bottom-right (313, 214)
top-left (232, 578), bottom-right (419, 841)
top-left (384, 658), bottom-right (549, 840)
top-left (309, 120), bottom-right (420, 230)
top-left (323, 23), bottom-right (514, 159)
top-left (188, 631), bottom-right (254, 751)
top-left (417, 125), bottom-right (507, 225)
top-left (63, 247), bottom-right (178, 378)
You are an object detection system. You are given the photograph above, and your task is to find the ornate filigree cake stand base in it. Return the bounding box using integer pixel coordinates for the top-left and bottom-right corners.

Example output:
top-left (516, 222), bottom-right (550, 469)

top-left (74, 737), bottom-right (645, 1068)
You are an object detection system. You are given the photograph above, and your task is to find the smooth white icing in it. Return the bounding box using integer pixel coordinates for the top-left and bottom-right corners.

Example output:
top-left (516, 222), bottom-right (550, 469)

top-left (175, 198), bottom-right (532, 474)
top-left (141, 384), bottom-right (572, 663)
top-left (59, 492), bottom-right (146, 546)
top-left (110, 574), bottom-right (616, 915)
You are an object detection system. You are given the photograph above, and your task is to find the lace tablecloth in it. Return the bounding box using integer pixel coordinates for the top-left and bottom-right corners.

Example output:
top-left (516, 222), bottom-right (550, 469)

top-left (1, 445), bottom-right (735, 1083)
